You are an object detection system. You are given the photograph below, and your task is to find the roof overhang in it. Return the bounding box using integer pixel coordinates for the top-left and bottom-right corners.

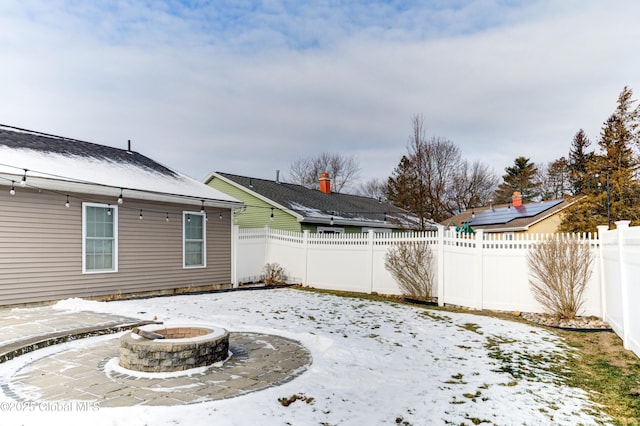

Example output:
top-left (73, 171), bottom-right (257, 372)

top-left (0, 173), bottom-right (243, 209)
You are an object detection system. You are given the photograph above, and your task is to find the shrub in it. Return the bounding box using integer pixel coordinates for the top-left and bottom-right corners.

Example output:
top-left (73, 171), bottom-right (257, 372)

top-left (527, 236), bottom-right (594, 319)
top-left (261, 262), bottom-right (288, 285)
top-left (384, 241), bottom-right (434, 299)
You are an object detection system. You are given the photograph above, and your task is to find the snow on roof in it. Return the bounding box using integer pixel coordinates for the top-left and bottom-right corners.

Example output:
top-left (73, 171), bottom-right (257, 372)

top-left (0, 128), bottom-right (240, 207)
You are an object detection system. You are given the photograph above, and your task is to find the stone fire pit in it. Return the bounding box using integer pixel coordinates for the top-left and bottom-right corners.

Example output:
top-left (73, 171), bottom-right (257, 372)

top-left (119, 324), bottom-right (229, 373)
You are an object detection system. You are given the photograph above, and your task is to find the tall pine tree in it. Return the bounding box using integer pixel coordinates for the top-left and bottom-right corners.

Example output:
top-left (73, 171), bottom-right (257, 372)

top-left (568, 129), bottom-right (592, 195)
top-left (560, 86), bottom-right (640, 232)
top-left (493, 156), bottom-right (540, 203)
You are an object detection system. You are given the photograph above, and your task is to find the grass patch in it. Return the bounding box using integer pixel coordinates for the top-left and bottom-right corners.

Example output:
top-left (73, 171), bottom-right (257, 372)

top-left (289, 286), bottom-right (640, 424)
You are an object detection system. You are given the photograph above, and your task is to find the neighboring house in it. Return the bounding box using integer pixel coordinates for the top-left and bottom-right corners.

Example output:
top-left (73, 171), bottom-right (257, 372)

top-left (204, 171), bottom-right (424, 233)
top-left (441, 192), bottom-right (575, 238)
top-left (0, 126), bottom-right (243, 306)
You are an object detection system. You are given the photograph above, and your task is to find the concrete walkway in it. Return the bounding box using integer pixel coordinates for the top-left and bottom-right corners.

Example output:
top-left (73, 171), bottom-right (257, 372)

top-left (0, 305), bottom-right (312, 407)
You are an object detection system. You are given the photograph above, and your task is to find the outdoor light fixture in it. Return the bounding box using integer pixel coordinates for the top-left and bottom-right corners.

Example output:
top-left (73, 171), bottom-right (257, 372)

top-left (270, 208), bottom-right (274, 221)
top-left (65, 195), bottom-right (70, 208)
top-left (117, 188), bottom-right (124, 205)
top-left (20, 169), bottom-right (27, 187)
top-left (139, 209), bottom-right (143, 220)
top-left (9, 180), bottom-right (15, 196)
top-left (166, 212), bottom-right (170, 222)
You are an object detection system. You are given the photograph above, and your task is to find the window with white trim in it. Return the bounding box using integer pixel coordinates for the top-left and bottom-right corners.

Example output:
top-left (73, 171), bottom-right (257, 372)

top-left (183, 212), bottom-right (206, 268)
top-left (83, 203), bottom-right (118, 273)
top-left (317, 226), bottom-right (345, 234)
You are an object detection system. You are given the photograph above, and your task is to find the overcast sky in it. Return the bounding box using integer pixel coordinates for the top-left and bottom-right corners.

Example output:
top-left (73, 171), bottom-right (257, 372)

top-left (1, 1), bottom-right (639, 189)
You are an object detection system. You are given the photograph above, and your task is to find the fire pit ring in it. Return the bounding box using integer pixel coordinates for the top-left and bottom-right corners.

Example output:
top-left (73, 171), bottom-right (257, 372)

top-left (119, 324), bottom-right (229, 373)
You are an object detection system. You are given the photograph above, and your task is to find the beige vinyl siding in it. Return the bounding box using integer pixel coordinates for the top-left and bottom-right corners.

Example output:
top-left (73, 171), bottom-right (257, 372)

top-left (0, 188), bottom-right (232, 306)
top-left (208, 177), bottom-right (301, 231)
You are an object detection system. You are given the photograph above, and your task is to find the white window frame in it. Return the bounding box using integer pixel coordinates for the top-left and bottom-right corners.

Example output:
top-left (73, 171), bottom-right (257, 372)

top-left (503, 232), bottom-right (515, 241)
top-left (317, 226), bottom-right (345, 234)
top-left (82, 202), bottom-right (118, 274)
top-left (183, 211), bottom-right (207, 268)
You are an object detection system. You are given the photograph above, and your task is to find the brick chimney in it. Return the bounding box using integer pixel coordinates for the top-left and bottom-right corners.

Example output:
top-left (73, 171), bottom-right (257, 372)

top-left (512, 191), bottom-right (523, 207)
top-left (319, 173), bottom-right (331, 194)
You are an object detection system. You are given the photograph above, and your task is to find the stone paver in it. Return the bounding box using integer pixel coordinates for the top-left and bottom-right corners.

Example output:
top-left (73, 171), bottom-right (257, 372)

top-left (0, 304), bottom-right (312, 407)
top-left (6, 332), bottom-right (311, 407)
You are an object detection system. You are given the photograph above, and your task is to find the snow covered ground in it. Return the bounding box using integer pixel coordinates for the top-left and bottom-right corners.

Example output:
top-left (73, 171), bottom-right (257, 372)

top-left (0, 289), bottom-right (610, 425)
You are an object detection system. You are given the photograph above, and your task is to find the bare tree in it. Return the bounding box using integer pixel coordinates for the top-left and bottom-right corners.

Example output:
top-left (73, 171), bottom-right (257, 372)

top-left (288, 152), bottom-right (361, 193)
top-left (537, 157), bottom-right (571, 200)
top-left (356, 178), bottom-right (387, 200)
top-left (450, 160), bottom-right (499, 212)
top-left (387, 114), bottom-right (462, 224)
top-left (527, 236), bottom-right (593, 319)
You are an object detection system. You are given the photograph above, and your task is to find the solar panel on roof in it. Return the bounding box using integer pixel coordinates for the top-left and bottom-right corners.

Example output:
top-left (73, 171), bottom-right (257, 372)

top-left (467, 199), bottom-right (563, 226)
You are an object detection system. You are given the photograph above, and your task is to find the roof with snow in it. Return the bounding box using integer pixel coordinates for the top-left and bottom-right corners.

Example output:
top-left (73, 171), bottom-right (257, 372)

top-left (0, 125), bottom-right (241, 208)
top-left (205, 172), bottom-right (425, 229)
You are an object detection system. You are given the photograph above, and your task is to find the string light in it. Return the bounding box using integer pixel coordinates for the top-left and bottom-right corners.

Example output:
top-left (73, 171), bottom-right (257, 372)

top-left (0, 166), bottom-right (399, 226)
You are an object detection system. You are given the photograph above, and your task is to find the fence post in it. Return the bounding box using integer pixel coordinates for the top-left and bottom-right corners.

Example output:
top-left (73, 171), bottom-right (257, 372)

top-left (615, 220), bottom-right (631, 350)
top-left (437, 225), bottom-right (445, 306)
top-left (596, 225), bottom-right (608, 320)
top-left (231, 225), bottom-right (239, 287)
top-left (264, 225), bottom-right (270, 265)
top-left (474, 229), bottom-right (484, 310)
top-left (303, 230), bottom-right (309, 285)
top-left (368, 230), bottom-right (375, 293)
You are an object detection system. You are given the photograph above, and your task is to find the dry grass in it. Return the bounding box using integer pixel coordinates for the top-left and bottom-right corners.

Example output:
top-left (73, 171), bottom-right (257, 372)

top-left (292, 286), bottom-right (640, 424)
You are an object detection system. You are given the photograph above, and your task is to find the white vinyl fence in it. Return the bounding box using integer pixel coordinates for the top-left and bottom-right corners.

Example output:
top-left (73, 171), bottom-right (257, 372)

top-left (234, 224), bottom-right (640, 357)
top-left (598, 221), bottom-right (640, 357)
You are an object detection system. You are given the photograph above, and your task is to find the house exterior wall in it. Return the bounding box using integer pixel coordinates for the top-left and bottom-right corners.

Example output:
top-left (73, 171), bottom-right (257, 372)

top-left (0, 188), bottom-right (232, 306)
top-left (207, 177), bottom-right (301, 231)
top-left (527, 212), bottom-right (563, 234)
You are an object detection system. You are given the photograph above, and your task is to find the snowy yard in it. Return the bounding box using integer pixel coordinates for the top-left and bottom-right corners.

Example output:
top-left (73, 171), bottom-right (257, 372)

top-left (0, 288), bottom-right (609, 425)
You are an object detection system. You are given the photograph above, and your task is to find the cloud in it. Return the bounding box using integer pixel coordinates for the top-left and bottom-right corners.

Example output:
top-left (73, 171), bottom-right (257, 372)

top-left (0, 0), bottom-right (639, 187)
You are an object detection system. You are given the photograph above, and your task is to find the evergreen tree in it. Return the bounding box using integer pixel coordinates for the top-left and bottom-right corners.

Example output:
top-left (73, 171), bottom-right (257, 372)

top-left (568, 129), bottom-right (592, 195)
top-left (560, 87), bottom-right (640, 232)
top-left (493, 156), bottom-right (540, 203)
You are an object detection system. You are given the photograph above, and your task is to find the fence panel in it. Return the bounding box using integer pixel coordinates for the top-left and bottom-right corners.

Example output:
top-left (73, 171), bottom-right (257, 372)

top-left (618, 223), bottom-right (640, 356)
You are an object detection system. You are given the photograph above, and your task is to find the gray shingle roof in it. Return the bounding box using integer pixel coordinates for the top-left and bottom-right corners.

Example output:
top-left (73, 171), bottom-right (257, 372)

top-left (0, 126), bottom-right (176, 177)
top-left (0, 125), bottom-right (240, 206)
top-left (216, 172), bottom-right (421, 228)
